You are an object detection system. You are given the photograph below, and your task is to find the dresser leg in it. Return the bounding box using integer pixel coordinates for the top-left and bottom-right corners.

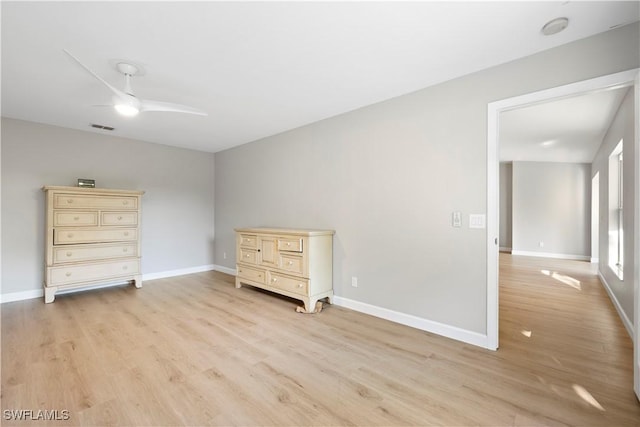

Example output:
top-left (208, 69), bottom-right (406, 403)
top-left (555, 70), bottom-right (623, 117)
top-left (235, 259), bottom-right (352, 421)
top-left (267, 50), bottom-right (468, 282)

top-left (44, 286), bottom-right (56, 304)
top-left (133, 275), bottom-right (142, 289)
top-left (326, 292), bottom-right (334, 305)
top-left (303, 298), bottom-right (317, 313)
top-left (235, 277), bottom-right (242, 289)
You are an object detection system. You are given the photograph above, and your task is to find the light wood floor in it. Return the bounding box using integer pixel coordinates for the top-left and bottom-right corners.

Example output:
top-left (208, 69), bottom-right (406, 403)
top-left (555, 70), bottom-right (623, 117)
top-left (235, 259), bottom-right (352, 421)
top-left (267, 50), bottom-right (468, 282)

top-left (2, 254), bottom-right (639, 426)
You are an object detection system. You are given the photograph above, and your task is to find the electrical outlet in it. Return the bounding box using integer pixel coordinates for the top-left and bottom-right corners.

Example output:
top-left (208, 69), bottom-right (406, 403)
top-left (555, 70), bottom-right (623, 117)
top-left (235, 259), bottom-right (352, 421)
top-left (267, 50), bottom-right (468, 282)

top-left (452, 211), bottom-right (462, 227)
top-left (351, 276), bottom-right (358, 288)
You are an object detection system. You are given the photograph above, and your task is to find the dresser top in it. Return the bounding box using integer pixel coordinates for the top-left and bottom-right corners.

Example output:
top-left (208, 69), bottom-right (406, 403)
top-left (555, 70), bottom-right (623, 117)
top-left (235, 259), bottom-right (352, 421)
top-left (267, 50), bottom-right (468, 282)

top-left (42, 186), bottom-right (145, 195)
top-left (235, 227), bottom-right (334, 236)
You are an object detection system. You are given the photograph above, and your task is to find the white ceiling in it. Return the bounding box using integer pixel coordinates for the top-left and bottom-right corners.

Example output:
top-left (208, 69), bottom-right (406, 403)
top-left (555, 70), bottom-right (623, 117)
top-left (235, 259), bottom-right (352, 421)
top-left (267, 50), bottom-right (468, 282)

top-left (500, 86), bottom-right (630, 163)
top-left (2, 1), bottom-right (639, 153)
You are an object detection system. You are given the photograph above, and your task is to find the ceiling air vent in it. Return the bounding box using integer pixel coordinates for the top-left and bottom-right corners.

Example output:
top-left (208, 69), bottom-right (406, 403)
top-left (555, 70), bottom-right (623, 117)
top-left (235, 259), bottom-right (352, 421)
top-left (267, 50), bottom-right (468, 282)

top-left (90, 123), bottom-right (115, 131)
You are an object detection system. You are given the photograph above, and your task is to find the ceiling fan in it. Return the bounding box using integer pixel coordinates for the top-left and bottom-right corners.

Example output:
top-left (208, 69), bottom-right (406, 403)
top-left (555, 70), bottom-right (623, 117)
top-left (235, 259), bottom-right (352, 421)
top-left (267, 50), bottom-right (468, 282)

top-left (64, 49), bottom-right (207, 117)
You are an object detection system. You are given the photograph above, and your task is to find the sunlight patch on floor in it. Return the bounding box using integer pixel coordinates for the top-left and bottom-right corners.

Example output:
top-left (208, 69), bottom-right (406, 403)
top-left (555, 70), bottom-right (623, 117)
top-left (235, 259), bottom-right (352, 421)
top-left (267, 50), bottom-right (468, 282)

top-left (572, 384), bottom-right (605, 411)
top-left (540, 269), bottom-right (582, 290)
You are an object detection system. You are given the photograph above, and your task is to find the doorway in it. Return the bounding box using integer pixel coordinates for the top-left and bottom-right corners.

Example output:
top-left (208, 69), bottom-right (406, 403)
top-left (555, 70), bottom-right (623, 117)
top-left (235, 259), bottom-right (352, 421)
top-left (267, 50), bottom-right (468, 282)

top-left (486, 69), bottom-right (640, 398)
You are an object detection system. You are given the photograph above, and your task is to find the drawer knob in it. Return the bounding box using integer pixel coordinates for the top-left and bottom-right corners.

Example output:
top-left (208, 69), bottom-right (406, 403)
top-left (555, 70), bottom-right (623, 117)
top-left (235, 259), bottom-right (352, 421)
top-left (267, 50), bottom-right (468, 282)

top-left (245, 254), bottom-right (250, 258)
top-left (298, 283), bottom-right (303, 288)
top-left (123, 266), bottom-right (128, 270)
top-left (65, 272), bottom-right (72, 277)
top-left (287, 242), bottom-right (291, 246)
top-left (67, 199), bottom-right (73, 203)
top-left (124, 232), bottom-right (129, 236)
top-left (123, 201), bottom-right (129, 205)
top-left (123, 248), bottom-right (128, 253)
top-left (73, 216), bottom-right (79, 221)
top-left (66, 252), bottom-right (72, 257)
top-left (287, 261), bottom-right (293, 266)
top-left (272, 278), bottom-right (277, 283)
top-left (67, 233), bottom-right (74, 238)
top-left (118, 216), bottom-right (123, 220)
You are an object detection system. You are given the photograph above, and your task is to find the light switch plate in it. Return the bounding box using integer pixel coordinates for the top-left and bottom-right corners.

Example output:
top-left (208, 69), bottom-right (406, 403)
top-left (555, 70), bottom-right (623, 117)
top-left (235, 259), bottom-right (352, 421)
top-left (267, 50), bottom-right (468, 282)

top-left (469, 214), bottom-right (486, 229)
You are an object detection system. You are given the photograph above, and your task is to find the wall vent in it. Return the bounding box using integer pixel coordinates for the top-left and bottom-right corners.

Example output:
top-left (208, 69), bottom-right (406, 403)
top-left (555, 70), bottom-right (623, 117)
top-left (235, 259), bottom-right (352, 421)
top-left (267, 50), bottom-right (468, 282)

top-left (90, 123), bottom-right (115, 131)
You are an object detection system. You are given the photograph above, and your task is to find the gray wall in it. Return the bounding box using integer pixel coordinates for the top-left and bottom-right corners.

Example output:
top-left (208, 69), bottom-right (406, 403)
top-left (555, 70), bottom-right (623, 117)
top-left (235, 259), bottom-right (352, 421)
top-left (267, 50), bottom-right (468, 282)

top-left (1, 118), bottom-right (215, 295)
top-left (592, 88), bottom-right (636, 324)
top-left (499, 162), bottom-right (512, 250)
top-left (214, 24), bottom-right (639, 334)
top-left (511, 162), bottom-right (591, 257)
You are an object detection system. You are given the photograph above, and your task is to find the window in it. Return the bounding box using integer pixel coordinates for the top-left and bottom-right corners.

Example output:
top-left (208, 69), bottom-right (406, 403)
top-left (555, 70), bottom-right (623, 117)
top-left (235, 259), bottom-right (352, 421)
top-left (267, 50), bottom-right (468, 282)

top-left (608, 140), bottom-right (623, 279)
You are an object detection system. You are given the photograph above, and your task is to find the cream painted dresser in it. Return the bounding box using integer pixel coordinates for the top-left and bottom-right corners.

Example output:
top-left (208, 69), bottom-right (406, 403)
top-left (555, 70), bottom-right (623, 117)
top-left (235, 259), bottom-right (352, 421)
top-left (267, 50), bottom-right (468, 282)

top-left (235, 228), bottom-right (334, 312)
top-left (43, 186), bottom-right (144, 303)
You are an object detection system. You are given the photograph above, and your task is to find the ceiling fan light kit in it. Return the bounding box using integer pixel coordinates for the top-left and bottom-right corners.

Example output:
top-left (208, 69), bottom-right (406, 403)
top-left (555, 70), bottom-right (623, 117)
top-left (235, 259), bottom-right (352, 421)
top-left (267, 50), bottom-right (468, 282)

top-left (114, 103), bottom-right (139, 117)
top-left (64, 49), bottom-right (207, 118)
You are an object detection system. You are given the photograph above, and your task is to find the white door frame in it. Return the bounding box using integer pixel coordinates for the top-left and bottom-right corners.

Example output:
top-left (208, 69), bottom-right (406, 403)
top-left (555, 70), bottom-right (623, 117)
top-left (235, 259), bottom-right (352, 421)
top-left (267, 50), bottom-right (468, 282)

top-left (486, 69), bottom-right (639, 358)
top-left (633, 71), bottom-right (640, 400)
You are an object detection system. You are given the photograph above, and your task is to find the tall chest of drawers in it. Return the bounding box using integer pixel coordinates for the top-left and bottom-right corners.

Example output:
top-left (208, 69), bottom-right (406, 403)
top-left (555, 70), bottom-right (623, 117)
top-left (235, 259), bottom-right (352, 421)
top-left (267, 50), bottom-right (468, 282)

top-left (42, 186), bottom-right (144, 303)
top-left (235, 228), bottom-right (334, 312)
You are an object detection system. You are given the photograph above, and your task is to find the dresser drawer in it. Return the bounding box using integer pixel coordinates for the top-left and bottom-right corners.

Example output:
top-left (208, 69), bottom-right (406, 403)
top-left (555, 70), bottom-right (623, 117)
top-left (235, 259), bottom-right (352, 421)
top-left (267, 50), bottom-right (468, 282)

top-left (101, 211), bottom-right (138, 226)
top-left (54, 194), bottom-right (138, 210)
top-left (279, 254), bottom-right (304, 275)
top-left (53, 211), bottom-right (98, 226)
top-left (277, 238), bottom-right (303, 253)
top-left (237, 265), bottom-right (266, 284)
top-left (269, 273), bottom-right (308, 296)
top-left (239, 248), bottom-right (258, 264)
top-left (53, 243), bottom-right (137, 264)
top-left (48, 259), bottom-right (140, 286)
top-left (54, 228), bottom-right (138, 245)
top-left (239, 234), bottom-right (258, 248)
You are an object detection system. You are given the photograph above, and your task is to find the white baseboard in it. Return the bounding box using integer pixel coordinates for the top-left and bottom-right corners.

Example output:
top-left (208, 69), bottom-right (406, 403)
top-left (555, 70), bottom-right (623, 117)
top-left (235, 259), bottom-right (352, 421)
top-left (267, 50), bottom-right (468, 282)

top-left (213, 264), bottom-right (237, 275)
top-left (1, 264), bottom-right (219, 303)
top-left (590, 257), bottom-right (599, 263)
top-left (142, 264), bottom-right (216, 281)
top-left (0, 288), bottom-right (44, 303)
top-left (511, 250), bottom-right (590, 261)
top-left (332, 296), bottom-right (490, 349)
top-left (598, 271), bottom-right (633, 339)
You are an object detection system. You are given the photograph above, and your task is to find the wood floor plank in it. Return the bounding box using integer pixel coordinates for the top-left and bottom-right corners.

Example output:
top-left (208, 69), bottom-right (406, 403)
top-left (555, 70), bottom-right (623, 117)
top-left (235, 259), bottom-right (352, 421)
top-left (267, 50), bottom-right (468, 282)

top-left (2, 257), bottom-right (639, 426)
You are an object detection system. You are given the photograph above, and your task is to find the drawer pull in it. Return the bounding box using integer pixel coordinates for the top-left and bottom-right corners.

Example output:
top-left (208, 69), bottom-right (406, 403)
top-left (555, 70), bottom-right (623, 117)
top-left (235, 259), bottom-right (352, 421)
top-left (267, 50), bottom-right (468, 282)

top-left (245, 254), bottom-right (250, 258)
top-left (66, 252), bottom-right (72, 257)
top-left (298, 283), bottom-right (303, 288)
top-left (287, 261), bottom-right (293, 266)
top-left (118, 216), bottom-right (123, 220)
top-left (272, 278), bottom-right (277, 283)
top-left (124, 232), bottom-right (129, 236)
top-left (123, 248), bottom-right (128, 253)
top-left (123, 266), bottom-right (128, 270)
top-left (65, 272), bottom-right (72, 277)
top-left (122, 201), bottom-right (129, 205)
top-left (287, 242), bottom-right (291, 246)
top-left (67, 199), bottom-right (73, 204)
top-left (73, 216), bottom-right (80, 221)
top-left (67, 233), bottom-right (74, 238)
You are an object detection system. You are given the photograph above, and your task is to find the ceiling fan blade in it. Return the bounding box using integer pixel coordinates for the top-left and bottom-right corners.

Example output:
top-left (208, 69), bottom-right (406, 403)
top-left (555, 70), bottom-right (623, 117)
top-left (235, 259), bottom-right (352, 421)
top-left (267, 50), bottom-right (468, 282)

top-left (63, 49), bottom-right (127, 99)
top-left (140, 99), bottom-right (207, 116)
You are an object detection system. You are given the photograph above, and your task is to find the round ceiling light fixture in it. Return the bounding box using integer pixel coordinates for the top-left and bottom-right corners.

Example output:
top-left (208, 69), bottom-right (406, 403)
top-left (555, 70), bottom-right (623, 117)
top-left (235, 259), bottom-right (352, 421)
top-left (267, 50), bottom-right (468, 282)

top-left (542, 17), bottom-right (569, 36)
